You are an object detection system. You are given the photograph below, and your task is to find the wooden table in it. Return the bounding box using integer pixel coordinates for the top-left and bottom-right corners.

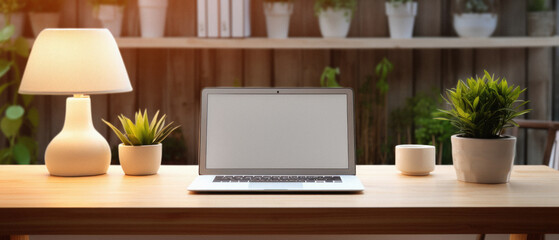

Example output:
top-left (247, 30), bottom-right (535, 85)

top-left (1, 165), bottom-right (559, 239)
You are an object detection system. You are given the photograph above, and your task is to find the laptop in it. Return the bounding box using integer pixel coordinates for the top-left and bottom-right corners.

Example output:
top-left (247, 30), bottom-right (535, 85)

top-left (187, 88), bottom-right (364, 192)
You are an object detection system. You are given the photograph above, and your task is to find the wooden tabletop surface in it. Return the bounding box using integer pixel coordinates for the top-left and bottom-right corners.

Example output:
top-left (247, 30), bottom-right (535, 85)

top-left (1, 165), bottom-right (559, 235)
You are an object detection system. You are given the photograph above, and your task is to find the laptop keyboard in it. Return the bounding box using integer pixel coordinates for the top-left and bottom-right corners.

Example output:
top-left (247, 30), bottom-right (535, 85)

top-left (213, 176), bottom-right (343, 183)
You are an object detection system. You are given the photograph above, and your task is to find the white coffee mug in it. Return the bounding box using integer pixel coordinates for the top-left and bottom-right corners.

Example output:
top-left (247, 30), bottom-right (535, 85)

top-left (395, 144), bottom-right (436, 176)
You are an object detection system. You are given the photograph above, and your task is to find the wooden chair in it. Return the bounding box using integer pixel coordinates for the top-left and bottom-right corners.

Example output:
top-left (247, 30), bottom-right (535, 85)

top-left (478, 119), bottom-right (559, 240)
top-left (513, 119), bottom-right (559, 167)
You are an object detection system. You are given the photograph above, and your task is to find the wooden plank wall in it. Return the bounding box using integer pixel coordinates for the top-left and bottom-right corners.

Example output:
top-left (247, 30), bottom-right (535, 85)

top-left (25, 0), bottom-right (553, 165)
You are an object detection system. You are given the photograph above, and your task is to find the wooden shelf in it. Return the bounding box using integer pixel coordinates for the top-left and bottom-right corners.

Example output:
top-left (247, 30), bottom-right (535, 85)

top-left (107, 37), bottom-right (559, 49)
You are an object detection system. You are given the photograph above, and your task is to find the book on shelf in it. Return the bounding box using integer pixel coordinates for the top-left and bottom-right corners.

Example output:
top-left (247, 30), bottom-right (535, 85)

top-left (220, 0), bottom-right (231, 37)
top-left (197, 0), bottom-right (207, 37)
top-left (207, 0), bottom-right (219, 38)
top-left (231, 0), bottom-right (250, 38)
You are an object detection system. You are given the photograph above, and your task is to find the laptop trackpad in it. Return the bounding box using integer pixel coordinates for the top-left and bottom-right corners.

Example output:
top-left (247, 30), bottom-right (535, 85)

top-left (249, 183), bottom-right (303, 189)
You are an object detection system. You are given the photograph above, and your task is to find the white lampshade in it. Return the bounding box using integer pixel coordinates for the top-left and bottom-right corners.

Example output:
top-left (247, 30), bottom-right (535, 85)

top-left (19, 28), bottom-right (132, 95)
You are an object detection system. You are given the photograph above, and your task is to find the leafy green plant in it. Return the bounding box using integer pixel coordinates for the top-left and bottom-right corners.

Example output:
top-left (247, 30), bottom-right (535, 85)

top-left (357, 57), bottom-right (393, 164)
top-left (528, 0), bottom-right (549, 12)
top-left (320, 66), bottom-right (341, 87)
top-left (103, 109), bottom-right (180, 146)
top-left (437, 71), bottom-right (530, 139)
top-left (314, 0), bottom-right (357, 20)
top-left (464, 0), bottom-right (489, 13)
top-left (0, 11), bottom-right (35, 164)
top-left (0, 0), bottom-right (26, 14)
top-left (27, 0), bottom-right (64, 12)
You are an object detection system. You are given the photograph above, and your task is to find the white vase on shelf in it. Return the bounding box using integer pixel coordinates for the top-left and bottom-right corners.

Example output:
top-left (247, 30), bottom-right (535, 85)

top-left (138, 0), bottom-right (168, 38)
top-left (318, 7), bottom-right (352, 38)
top-left (263, 1), bottom-right (293, 39)
top-left (29, 12), bottom-right (60, 37)
top-left (96, 4), bottom-right (125, 37)
top-left (453, 13), bottom-right (497, 38)
top-left (385, 1), bottom-right (417, 39)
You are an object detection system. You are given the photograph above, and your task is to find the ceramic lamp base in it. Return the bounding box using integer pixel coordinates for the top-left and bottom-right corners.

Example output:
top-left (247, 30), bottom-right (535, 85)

top-left (45, 96), bottom-right (110, 177)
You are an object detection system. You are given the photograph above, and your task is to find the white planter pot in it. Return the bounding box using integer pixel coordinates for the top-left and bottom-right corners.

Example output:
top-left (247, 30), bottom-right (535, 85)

top-left (96, 4), bottom-right (124, 37)
top-left (453, 13), bottom-right (497, 38)
top-left (29, 12), bottom-right (60, 37)
top-left (138, 0), bottom-right (168, 38)
top-left (318, 7), bottom-right (352, 38)
top-left (451, 135), bottom-right (516, 184)
top-left (263, 2), bottom-right (293, 39)
top-left (0, 12), bottom-right (25, 39)
top-left (119, 143), bottom-right (162, 176)
top-left (385, 2), bottom-right (417, 39)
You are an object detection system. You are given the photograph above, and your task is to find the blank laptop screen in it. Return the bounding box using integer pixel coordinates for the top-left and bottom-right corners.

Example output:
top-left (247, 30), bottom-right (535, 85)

top-left (205, 93), bottom-right (349, 169)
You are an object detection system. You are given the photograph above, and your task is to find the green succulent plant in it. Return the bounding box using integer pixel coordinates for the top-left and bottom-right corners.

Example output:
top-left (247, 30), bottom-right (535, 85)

top-left (103, 109), bottom-right (180, 146)
top-left (314, 0), bottom-right (357, 20)
top-left (0, 0), bottom-right (26, 14)
top-left (436, 71), bottom-right (531, 139)
top-left (464, 0), bottom-right (489, 13)
top-left (320, 66), bottom-right (341, 87)
top-left (528, 0), bottom-right (550, 12)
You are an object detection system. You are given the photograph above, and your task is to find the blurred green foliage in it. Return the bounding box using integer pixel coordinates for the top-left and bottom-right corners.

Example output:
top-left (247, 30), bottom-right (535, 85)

top-left (0, 13), bottom-right (37, 164)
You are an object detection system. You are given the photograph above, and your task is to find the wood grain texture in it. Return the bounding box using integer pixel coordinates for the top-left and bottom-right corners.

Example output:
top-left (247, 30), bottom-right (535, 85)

top-left (1, 165), bottom-right (559, 235)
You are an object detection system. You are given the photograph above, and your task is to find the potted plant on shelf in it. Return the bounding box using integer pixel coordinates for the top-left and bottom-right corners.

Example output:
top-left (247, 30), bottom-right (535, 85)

top-left (385, 0), bottom-right (417, 39)
top-left (453, 0), bottom-right (498, 38)
top-left (263, 0), bottom-right (293, 39)
top-left (314, 0), bottom-right (356, 38)
top-left (90, 0), bottom-right (127, 37)
top-left (436, 71), bottom-right (530, 184)
top-left (527, 0), bottom-right (556, 36)
top-left (138, 0), bottom-right (168, 37)
top-left (27, 0), bottom-right (63, 37)
top-left (0, 0), bottom-right (26, 39)
top-left (103, 109), bottom-right (180, 176)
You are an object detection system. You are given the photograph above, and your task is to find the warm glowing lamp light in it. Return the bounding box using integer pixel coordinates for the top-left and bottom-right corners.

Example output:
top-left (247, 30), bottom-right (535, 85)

top-left (19, 29), bottom-right (132, 176)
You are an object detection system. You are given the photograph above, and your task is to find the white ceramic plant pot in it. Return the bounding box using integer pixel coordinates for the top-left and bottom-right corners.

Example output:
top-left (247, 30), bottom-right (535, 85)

top-left (263, 2), bottom-right (293, 39)
top-left (138, 0), bottom-right (168, 38)
top-left (453, 13), bottom-right (497, 38)
top-left (119, 143), bottom-right (162, 176)
top-left (527, 11), bottom-right (556, 37)
top-left (97, 4), bottom-right (124, 37)
top-left (0, 12), bottom-right (25, 39)
top-left (385, 2), bottom-right (417, 39)
top-left (29, 12), bottom-right (60, 37)
top-left (318, 7), bottom-right (352, 38)
top-left (451, 135), bottom-right (516, 184)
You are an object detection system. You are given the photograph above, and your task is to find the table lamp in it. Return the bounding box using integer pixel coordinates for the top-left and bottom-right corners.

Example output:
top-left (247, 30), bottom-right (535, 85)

top-left (19, 29), bottom-right (132, 177)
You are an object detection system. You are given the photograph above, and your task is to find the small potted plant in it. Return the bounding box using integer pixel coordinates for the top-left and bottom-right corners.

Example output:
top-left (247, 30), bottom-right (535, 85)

top-left (314, 0), bottom-right (356, 38)
top-left (453, 0), bottom-right (498, 38)
top-left (138, 0), bottom-right (168, 37)
top-left (0, 0), bottom-right (26, 39)
top-left (263, 0), bottom-right (294, 39)
top-left (385, 0), bottom-right (417, 39)
top-left (27, 0), bottom-right (63, 37)
top-left (103, 109), bottom-right (180, 176)
top-left (320, 66), bottom-right (342, 87)
top-left (90, 0), bottom-right (127, 37)
top-left (527, 0), bottom-right (556, 36)
top-left (436, 71), bottom-right (530, 184)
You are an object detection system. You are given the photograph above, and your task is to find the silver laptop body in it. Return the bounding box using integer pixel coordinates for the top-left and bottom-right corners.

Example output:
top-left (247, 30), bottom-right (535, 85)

top-left (187, 88), bottom-right (364, 192)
